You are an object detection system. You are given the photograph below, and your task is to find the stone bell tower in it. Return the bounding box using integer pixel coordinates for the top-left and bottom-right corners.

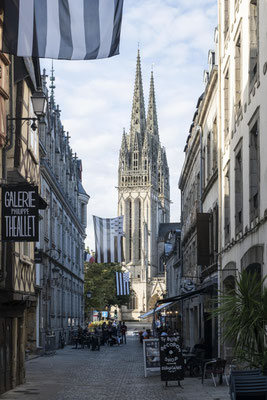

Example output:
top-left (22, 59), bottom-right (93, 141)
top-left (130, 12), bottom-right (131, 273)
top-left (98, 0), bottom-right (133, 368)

top-left (118, 50), bottom-right (170, 320)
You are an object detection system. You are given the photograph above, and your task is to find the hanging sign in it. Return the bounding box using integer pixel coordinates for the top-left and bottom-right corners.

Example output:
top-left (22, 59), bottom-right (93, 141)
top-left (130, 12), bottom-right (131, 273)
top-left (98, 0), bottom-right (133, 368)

top-left (159, 335), bottom-right (184, 383)
top-left (2, 184), bottom-right (39, 241)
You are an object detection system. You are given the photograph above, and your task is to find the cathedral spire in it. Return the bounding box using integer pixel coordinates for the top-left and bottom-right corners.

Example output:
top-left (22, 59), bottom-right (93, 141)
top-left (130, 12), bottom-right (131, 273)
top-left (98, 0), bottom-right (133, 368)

top-left (49, 61), bottom-right (56, 110)
top-left (130, 49), bottom-right (146, 144)
top-left (146, 69), bottom-right (159, 137)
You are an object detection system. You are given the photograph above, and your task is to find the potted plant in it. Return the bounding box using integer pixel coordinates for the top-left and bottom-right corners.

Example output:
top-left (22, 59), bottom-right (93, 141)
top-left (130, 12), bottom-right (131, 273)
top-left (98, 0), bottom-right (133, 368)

top-left (213, 270), bottom-right (267, 372)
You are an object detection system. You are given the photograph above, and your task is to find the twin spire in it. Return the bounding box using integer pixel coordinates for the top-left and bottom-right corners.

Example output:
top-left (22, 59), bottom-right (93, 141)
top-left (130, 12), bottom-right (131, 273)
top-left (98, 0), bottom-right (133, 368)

top-left (130, 49), bottom-right (159, 144)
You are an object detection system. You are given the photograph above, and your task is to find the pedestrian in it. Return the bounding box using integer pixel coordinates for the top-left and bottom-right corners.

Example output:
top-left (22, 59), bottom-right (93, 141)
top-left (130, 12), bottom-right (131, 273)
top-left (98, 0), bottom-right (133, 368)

top-left (121, 322), bottom-right (127, 344)
top-left (117, 321), bottom-right (122, 345)
top-left (142, 328), bottom-right (148, 340)
top-left (111, 323), bottom-right (119, 345)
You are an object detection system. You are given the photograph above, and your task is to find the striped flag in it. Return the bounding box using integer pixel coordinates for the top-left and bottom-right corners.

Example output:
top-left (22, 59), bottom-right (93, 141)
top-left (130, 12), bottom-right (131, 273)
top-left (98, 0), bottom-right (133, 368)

top-left (93, 215), bottom-right (124, 263)
top-left (115, 271), bottom-right (130, 296)
top-left (84, 251), bottom-right (95, 263)
top-left (2, 0), bottom-right (124, 60)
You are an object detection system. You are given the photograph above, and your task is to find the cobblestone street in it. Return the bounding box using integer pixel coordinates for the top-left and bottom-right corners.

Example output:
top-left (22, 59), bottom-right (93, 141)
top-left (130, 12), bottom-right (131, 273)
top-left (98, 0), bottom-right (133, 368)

top-left (0, 336), bottom-right (230, 400)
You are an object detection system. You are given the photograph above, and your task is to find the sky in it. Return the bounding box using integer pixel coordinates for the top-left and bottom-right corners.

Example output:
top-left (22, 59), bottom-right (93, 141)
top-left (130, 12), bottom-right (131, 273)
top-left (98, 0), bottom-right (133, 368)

top-left (41, 0), bottom-right (218, 251)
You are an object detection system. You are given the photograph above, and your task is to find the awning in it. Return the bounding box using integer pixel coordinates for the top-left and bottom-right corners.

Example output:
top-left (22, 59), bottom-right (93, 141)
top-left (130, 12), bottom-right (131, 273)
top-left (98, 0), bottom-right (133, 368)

top-left (139, 302), bottom-right (174, 319)
top-left (157, 278), bottom-right (218, 305)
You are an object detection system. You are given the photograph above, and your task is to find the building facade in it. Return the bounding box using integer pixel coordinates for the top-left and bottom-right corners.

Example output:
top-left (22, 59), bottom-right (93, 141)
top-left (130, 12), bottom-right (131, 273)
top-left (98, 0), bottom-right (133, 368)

top-left (218, 0), bottom-right (267, 359)
top-left (178, 30), bottom-right (219, 358)
top-left (178, 0), bottom-right (267, 360)
top-left (36, 69), bottom-right (89, 352)
top-left (0, 12), bottom-right (43, 391)
top-left (118, 51), bottom-right (170, 320)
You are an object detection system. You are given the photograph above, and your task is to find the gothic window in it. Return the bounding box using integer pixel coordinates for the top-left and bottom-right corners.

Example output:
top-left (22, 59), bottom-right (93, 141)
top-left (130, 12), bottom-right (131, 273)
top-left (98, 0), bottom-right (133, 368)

top-left (224, 165), bottom-right (230, 244)
top-left (249, 1), bottom-right (258, 87)
top-left (235, 145), bottom-right (243, 234)
top-left (224, 68), bottom-right (230, 142)
top-left (235, 34), bottom-right (242, 112)
top-left (129, 295), bottom-right (138, 310)
top-left (158, 172), bottom-right (161, 193)
top-left (133, 152), bottom-right (138, 171)
top-left (128, 200), bottom-right (132, 262)
top-left (138, 200), bottom-right (142, 260)
top-left (249, 117), bottom-right (259, 221)
top-left (144, 159), bottom-right (147, 171)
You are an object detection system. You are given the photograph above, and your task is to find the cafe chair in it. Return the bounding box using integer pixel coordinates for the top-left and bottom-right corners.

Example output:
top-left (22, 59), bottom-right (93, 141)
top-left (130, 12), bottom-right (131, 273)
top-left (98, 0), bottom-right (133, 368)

top-left (202, 358), bottom-right (228, 387)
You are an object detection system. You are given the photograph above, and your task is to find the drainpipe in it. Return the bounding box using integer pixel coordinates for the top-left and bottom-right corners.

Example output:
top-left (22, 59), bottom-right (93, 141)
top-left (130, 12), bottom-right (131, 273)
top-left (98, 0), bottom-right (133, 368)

top-left (217, 0), bottom-right (223, 359)
top-left (197, 125), bottom-right (203, 213)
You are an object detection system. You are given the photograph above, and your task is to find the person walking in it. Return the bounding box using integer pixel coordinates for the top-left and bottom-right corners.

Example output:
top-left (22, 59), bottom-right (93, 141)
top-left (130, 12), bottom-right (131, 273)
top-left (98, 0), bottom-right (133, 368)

top-left (117, 321), bottom-right (122, 345)
top-left (121, 322), bottom-right (127, 344)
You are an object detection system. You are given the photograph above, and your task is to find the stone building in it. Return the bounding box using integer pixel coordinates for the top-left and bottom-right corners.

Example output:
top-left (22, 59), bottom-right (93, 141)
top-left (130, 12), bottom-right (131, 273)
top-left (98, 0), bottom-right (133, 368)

top-left (218, 0), bottom-right (267, 359)
top-left (36, 68), bottom-right (89, 352)
top-left (178, 30), bottom-right (219, 358)
top-left (0, 10), bottom-right (43, 392)
top-left (118, 51), bottom-right (170, 320)
top-left (178, 0), bottom-right (267, 359)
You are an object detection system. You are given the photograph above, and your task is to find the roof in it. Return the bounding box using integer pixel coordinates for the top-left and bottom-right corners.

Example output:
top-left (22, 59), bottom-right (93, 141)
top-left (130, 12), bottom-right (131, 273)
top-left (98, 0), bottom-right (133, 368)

top-left (78, 181), bottom-right (89, 197)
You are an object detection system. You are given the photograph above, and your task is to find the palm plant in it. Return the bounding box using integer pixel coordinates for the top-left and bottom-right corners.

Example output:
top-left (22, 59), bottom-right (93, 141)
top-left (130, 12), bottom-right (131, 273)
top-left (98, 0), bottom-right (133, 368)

top-left (213, 270), bottom-right (267, 370)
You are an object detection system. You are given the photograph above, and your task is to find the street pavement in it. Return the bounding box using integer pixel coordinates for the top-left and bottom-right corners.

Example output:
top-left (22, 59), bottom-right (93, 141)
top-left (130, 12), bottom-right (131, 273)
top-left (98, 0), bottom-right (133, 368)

top-left (0, 335), bottom-right (230, 400)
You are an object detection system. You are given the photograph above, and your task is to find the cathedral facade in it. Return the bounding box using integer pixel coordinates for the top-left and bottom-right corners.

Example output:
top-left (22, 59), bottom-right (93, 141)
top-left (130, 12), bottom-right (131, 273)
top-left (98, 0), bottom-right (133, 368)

top-left (118, 51), bottom-right (170, 320)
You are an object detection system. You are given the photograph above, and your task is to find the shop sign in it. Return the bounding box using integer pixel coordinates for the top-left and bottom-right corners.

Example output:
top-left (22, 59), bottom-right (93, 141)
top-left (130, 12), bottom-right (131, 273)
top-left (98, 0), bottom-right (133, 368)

top-left (159, 335), bottom-right (184, 383)
top-left (2, 184), bottom-right (39, 241)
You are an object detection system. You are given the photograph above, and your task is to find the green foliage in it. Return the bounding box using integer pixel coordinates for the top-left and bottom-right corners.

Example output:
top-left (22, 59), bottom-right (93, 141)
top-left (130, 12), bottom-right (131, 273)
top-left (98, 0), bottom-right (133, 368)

top-left (213, 270), bottom-right (267, 370)
top-left (84, 262), bottom-right (131, 313)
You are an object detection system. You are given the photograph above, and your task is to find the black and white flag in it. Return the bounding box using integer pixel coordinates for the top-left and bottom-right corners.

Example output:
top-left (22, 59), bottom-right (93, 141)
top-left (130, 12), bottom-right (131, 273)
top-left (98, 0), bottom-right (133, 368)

top-left (2, 0), bottom-right (124, 60)
top-left (115, 271), bottom-right (130, 296)
top-left (93, 215), bottom-right (123, 263)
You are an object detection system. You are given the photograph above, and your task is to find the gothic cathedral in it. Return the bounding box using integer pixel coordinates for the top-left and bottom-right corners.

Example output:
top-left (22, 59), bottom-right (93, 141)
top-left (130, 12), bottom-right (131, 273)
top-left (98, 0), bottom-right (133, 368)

top-left (118, 51), bottom-right (170, 320)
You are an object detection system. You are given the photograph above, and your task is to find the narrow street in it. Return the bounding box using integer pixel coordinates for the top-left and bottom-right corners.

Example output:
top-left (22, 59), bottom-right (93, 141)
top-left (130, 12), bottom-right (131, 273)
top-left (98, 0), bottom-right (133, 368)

top-left (0, 335), bottom-right (230, 400)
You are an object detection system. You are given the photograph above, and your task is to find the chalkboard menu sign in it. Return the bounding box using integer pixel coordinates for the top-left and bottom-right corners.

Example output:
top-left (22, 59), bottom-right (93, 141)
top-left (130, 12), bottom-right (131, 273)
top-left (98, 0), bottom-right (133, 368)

top-left (143, 339), bottom-right (160, 377)
top-left (159, 335), bottom-right (184, 382)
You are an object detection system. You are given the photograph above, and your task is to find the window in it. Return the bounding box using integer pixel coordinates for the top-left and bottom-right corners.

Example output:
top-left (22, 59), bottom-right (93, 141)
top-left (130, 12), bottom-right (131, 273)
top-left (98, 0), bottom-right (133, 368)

top-left (249, 1), bottom-right (258, 86)
top-left (207, 133), bottom-right (211, 179)
top-left (138, 200), bottom-right (141, 260)
top-left (22, 242), bottom-right (30, 258)
top-left (224, 69), bottom-right (230, 141)
top-left (202, 146), bottom-right (206, 187)
top-left (129, 295), bottom-right (138, 310)
top-left (235, 147), bottom-right (243, 234)
top-left (249, 118), bottom-right (259, 221)
top-left (235, 34), bottom-right (242, 112)
top-left (128, 200), bottom-right (132, 262)
top-left (133, 152), bottom-right (138, 171)
top-left (224, 165), bottom-right (230, 244)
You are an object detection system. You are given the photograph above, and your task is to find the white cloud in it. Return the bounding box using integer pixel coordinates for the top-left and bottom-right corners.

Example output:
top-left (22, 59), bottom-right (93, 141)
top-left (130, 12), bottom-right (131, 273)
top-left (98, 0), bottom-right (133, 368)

top-left (41, 0), bottom-right (217, 249)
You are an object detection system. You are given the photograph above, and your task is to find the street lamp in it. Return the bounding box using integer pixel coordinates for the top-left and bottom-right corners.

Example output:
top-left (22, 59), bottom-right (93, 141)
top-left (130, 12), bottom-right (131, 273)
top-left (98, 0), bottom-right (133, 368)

top-left (86, 291), bottom-right (92, 299)
top-left (31, 88), bottom-right (47, 117)
top-left (7, 88), bottom-right (47, 131)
